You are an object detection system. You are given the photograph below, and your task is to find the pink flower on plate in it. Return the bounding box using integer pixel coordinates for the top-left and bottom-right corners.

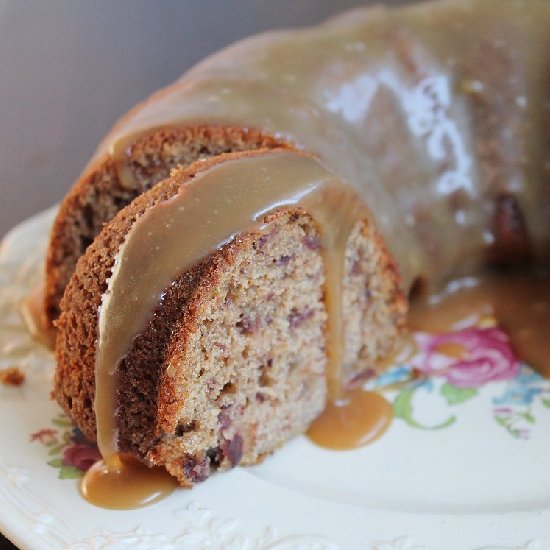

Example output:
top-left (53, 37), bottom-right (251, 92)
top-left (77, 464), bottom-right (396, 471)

top-left (62, 444), bottom-right (101, 472)
top-left (412, 327), bottom-right (520, 388)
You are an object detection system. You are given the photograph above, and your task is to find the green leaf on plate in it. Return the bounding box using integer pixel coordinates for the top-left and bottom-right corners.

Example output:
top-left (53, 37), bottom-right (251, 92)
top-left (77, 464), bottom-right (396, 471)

top-left (495, 416), bottom-right (508, 426)
top-left (393, 388), bottom-right (415, 423)
top-left (440, 383), bottom-right (478, 405)
top-left (47, 458), bottom-right (63, 468)
top-left (58, 466), bottom-right (82, 479)
top-left (393, 387), bottom-right (456, 430)
top-left (48, 444), bottom-right (65, 456)
top-left (52, 416), bottom-right (73, 428)
top-left (542, 398), bottom-right (550, 409)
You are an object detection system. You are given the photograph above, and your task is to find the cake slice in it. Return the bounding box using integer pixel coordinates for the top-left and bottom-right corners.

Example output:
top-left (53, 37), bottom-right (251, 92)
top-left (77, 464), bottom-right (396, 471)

top-left (54, 150), bottom-right (405, 486)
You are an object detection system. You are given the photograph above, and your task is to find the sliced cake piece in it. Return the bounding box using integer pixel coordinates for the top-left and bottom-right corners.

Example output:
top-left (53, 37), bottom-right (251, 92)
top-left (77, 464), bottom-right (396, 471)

top-left (54, 150), bottom-right (406, 486)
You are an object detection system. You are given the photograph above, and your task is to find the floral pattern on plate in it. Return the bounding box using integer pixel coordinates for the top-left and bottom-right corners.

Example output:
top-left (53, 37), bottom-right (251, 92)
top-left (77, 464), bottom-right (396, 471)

top-left (30, 413), bottom-right (100, 479)
top-left (368, 324), bottom-right (550, 438)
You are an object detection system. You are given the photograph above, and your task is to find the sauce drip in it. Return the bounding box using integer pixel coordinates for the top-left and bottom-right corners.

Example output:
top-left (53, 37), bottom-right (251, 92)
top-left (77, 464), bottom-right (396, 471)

top-left (409, 270), bottom-right (550, 377)
top-left (81, 455), bottom-right (177, 510)
top-left (307, 388), bottom-right (393, 450)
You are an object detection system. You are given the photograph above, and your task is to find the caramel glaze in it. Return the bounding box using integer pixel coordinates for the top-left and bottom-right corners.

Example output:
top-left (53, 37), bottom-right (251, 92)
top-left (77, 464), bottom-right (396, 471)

top-left (86, 0), bottom-right (550, 285)
top-left (81, 455), bottom-right (176, 510)
top-left (69, 0), bottom-right (550, 506)
top-left (409, 269), bottom-right (550, 378)
top-left (307, 388), bottom-right (393, 450)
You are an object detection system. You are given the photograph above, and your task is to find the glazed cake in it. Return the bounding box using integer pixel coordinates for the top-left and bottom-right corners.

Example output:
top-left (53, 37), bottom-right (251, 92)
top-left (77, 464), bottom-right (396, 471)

top-left (48, 0), bottom-right (550, 487)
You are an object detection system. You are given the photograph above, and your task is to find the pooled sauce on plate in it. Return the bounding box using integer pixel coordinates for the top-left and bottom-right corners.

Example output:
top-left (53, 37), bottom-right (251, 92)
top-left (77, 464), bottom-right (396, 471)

top-left (409, 269), bottom-right (550, 378)
top-left (80, 454), bottom-right (177, 510)
top-left (307, 388), bottom-right (393, 450)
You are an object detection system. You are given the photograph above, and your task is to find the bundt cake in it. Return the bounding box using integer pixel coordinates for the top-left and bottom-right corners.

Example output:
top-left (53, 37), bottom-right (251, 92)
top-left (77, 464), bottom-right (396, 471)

top-left (47, 0), bottom-right (550, 494)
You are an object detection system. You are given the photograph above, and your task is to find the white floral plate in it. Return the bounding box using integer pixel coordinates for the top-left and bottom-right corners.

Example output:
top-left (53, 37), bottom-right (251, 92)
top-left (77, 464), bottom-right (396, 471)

top-left (1, 208), bottom-right (550, 550)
